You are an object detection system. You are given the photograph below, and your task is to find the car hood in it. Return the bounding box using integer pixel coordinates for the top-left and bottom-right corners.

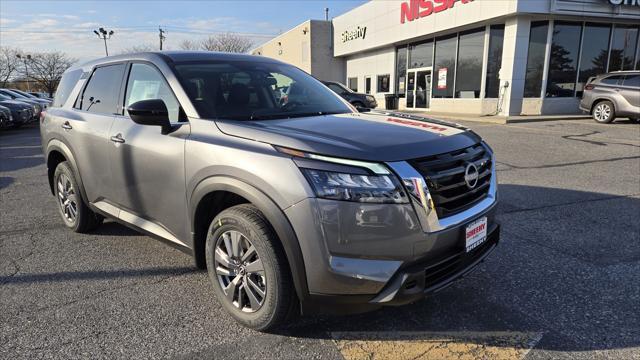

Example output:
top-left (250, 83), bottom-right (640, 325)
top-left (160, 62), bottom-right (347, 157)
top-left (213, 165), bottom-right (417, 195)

top-left (215, 112), bottom-right (481, 162)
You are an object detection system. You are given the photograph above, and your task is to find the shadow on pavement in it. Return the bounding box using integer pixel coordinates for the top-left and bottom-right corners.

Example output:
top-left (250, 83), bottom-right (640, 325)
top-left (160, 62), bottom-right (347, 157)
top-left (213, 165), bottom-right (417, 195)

top-left (0, 176), bottom-right (14, 189)
top-left (0, 266), bottom-right (196, 285)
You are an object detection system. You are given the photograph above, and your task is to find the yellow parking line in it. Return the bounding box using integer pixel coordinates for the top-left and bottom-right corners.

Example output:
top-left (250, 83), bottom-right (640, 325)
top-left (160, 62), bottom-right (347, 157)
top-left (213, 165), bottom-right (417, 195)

top-left (332, 331), bottom-right (543, 360)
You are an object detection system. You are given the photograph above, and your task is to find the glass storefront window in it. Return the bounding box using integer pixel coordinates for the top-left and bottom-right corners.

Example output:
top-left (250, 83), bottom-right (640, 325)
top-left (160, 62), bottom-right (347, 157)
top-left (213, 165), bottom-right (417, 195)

top-left (348, 77), bottom-right (358, 92)
top-left (408, 40), bottom-right (433, 69)
top-left (546, 21), bottom-right (582, 97)
top-left (485, 25), bottom-right (504, 98)
top-left (576, 23), bottom-right (611, 97)
top-left (455, 28), bottom-right (485, 98)
top-left (524, 21), bottom-right (549, 98)
top-left (377, 74), bottom-right (390, 93)
top-left (432, 35), bottom-right (457, 98)
top-left (396, 46), bottom-right (407, 97)
top-left (609, 25), bottom-right (639, 72)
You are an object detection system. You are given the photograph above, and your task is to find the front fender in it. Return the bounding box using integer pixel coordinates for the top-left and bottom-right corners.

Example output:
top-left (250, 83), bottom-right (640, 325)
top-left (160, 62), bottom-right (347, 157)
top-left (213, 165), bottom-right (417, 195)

top-left (189, 176), bottom-right (309, 302)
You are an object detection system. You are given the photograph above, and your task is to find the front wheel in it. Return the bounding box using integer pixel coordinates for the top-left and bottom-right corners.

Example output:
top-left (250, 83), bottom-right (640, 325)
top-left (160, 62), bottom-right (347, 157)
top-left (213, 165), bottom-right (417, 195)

top-left (592, 101), bottom-right (615, 123)
top-left (205, 204), bottom-right (296, 331)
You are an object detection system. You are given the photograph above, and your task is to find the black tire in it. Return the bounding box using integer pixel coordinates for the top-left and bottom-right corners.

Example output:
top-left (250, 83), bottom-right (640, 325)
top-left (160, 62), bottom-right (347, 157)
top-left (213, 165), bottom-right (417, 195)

top-left (592, 100), bottom-right (615, 123)
top-left (205, 204), bottom-right (296, 331)
top-left (53, 161), bottom-right (103, 233)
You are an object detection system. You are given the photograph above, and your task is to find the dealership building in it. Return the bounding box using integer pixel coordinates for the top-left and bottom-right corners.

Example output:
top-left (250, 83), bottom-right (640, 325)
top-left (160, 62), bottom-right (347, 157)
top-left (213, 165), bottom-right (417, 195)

top-left (253, 0), bottom-right (640, 116)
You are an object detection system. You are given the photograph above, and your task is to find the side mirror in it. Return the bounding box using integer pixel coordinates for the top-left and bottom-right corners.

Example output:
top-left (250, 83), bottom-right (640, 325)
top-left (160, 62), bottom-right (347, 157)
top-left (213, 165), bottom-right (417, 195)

top-left (127, 99), bottom-right (171, 134)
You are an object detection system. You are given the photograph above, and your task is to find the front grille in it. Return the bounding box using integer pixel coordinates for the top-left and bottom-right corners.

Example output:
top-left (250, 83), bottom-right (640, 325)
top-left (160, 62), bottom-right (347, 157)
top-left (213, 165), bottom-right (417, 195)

top-left (410, 143), bottom-right (492, 218)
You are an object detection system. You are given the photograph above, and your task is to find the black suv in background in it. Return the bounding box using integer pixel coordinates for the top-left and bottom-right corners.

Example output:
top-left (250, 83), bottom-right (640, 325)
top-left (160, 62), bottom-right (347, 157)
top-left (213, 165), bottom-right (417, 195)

top-left (323, 81), bottom-right (378, 109)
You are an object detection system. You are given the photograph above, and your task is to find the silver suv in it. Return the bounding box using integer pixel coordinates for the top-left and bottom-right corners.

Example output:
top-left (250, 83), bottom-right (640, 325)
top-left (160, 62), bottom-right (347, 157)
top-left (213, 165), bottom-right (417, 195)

top-left (579, 71), bottom-right (640, 123)
top-left (41, 52), bottom-right (499, 331)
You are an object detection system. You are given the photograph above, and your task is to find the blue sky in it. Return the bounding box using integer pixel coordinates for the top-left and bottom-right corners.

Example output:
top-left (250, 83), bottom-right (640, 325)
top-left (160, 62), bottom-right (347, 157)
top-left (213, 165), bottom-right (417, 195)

top-left (0, 0), bottom-right (366, 61)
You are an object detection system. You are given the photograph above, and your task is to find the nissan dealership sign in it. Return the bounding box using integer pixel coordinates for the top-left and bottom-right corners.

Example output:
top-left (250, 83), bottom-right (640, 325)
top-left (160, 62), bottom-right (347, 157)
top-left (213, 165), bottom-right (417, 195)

top-left (400, 0), bottom-right (474, 24)
top-left (607, 0), bottom-right (639, 5)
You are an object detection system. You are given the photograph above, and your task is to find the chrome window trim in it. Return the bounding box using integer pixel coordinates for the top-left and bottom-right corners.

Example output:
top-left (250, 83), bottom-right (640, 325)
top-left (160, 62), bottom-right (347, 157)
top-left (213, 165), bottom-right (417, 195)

top-left (387, 152), bottom-right (497, 233)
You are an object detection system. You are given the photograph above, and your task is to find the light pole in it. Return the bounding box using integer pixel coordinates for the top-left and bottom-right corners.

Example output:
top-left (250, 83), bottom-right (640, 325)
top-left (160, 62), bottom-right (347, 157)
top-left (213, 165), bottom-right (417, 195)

top-left (16, 54), bottom-right (32, 92)
top-left (93, 27), bottom-right (115, 56)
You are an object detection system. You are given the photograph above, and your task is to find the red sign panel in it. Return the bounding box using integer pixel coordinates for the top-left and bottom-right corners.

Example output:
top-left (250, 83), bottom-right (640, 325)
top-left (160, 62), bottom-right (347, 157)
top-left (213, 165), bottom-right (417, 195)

top-left (400, 0), bottom-right (474, 24)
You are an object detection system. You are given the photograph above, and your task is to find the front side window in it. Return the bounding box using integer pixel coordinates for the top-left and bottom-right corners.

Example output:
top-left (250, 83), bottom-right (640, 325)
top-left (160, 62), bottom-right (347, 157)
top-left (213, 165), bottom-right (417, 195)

top-left (124, 63), bottom-right (181, 122)
top-left (377, 74), bottom-right (390, 93)
top-left (175, 61), bottom-right (352, 120)
top-left (524, 21), bottom-right (549, 98)
top-left (455, 28), bottom-right (484, 98)
top-left (546, 21), bottom-right (582, 97)
top-left (76, 64), bottom-right (125, 114)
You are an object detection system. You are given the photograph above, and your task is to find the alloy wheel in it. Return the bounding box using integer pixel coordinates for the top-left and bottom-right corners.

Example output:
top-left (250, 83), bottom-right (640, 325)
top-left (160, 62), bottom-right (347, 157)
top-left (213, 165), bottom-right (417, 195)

top-left (594, 103), bottom-right (611, 122)
top-left (57, 173), bottom-right (78, 223)
top-left (214, 230), bottom-right (267, 313)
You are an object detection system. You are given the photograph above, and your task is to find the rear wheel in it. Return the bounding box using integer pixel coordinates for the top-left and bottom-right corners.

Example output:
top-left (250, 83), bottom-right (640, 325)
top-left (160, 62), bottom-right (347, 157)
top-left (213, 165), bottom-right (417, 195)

top-left (54, 161), bottom-right (103, 233)
top-left (592, 101), bottom-right (615, 123)
top-left (205, 204), bottom-right (296, 331)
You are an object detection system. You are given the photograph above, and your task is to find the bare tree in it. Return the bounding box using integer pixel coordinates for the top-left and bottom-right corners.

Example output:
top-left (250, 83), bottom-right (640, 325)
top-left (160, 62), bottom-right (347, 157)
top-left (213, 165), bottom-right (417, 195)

top-left (119, 44), bottom-right (157, 54)
top-left (27, 52), bottom-right (77, 97)
top-left (179, 40), bottom-right (200, 51)
top-left (0, 47), bottom-right (21, 87)
top-left (200, 33), bottom-right (254, 53)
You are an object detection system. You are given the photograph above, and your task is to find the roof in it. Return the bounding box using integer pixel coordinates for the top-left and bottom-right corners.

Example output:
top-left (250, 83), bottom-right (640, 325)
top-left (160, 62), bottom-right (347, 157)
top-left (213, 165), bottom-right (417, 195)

top-left (71, 51), bottom-right (282, 72)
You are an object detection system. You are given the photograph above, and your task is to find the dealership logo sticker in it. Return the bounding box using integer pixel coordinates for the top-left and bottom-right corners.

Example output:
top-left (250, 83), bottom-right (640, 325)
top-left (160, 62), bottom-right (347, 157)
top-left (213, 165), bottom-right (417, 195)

top-left (401, 0), bottom-right (475, 24)
top-left (437, 68), bottom-right (447, 89)
top-left (342, 26), bottom-right (367, 43)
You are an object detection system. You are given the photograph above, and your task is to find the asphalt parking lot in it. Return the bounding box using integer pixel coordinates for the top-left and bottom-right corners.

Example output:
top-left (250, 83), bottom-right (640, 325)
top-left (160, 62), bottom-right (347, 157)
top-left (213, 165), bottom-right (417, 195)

top-left (1, 118), bottom-right (639, 359)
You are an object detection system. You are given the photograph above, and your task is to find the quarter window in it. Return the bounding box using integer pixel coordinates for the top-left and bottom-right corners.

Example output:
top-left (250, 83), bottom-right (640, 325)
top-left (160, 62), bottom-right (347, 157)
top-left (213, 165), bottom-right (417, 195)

top-left (53, 69), bottom-right (82, 108)
top-left (76, 64), bottom-right (126, 114)
top-left (124, 63), bottom-right (181, 122)
top-left (600, 75), bottom-right (622, 85)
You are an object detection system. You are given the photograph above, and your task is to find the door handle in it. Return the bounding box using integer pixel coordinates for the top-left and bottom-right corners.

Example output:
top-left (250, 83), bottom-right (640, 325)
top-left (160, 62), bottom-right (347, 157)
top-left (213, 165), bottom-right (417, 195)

top-left (61, 121), bottom-right (72, 130)
top-left (110, 133), bottom-right (125, 144)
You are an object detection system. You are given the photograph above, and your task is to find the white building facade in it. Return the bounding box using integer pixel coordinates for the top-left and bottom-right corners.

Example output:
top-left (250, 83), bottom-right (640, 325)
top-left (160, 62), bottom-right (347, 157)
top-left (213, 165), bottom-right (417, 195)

top-left (332, 0), bottom-right (640, 115)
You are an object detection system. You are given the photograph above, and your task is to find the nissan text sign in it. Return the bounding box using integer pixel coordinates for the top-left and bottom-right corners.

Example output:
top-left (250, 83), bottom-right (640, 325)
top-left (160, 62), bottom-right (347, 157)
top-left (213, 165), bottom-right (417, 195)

top-left (400, 0), bottom-right (474, 24)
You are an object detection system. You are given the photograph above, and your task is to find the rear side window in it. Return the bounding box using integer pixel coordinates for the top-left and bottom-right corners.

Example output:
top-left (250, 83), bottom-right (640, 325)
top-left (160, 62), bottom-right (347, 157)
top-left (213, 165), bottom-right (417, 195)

top-left (622, 75), bottom-right (640, 88)
top-left (75, 64), bottom-right (125, 114)
top-left (600, 75), bottom-right (623, 85)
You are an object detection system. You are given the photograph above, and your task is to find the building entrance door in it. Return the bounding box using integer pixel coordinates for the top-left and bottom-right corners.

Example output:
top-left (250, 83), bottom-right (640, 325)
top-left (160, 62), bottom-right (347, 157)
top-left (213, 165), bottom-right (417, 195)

top-left (406, 68), bottom-right (431, 109)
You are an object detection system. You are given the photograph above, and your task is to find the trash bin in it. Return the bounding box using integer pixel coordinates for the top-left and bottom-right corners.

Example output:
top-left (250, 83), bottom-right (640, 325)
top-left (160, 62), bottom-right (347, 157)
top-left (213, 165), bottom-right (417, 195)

top-left (385, 94), bottom-right (398, 110)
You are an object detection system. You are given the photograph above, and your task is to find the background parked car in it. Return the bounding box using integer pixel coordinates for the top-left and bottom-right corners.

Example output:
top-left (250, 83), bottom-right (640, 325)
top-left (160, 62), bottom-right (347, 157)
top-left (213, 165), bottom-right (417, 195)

top-left (0, 93), bottom-right (34, 127)
top-left (29, 91), bottom-right (53, 100)
top-left (322, 81), bottom-right (378, 109)
top-left (0, 105), bottom-right (13, 129)
top-left (580, 71), bottom-right (640, 124)
top-left (0, 89), bottom-right (42, 120)
top-left (10, 88), bottom-right (52, 107)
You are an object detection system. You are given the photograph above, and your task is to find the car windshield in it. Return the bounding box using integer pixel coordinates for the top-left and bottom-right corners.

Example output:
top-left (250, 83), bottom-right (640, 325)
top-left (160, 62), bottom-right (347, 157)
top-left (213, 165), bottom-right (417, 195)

top-left (12, 89), bottom-right (35, 98)
top-left (3, 90), bottom-right (26, 98)
top-left (0, 94), bottom-right (11, 101)
top-left (175, 61), bottom-right (353, 120)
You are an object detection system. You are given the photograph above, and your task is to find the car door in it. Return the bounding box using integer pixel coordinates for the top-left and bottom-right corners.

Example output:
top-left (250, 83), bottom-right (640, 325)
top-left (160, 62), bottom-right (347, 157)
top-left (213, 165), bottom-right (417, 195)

top-left (66, 63), bottom-right (126, 207)
top-left (108, 62), bottom-right (190, 244)
top-left (621, 75), bottom-right (640, 109)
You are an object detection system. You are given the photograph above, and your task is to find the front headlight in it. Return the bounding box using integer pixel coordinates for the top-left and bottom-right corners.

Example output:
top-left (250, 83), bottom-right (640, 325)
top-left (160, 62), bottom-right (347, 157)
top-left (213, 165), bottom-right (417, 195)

top-left (366, 95), bottom-right (376, 102)
top-left (275, 146), bottom-right (408, 204)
